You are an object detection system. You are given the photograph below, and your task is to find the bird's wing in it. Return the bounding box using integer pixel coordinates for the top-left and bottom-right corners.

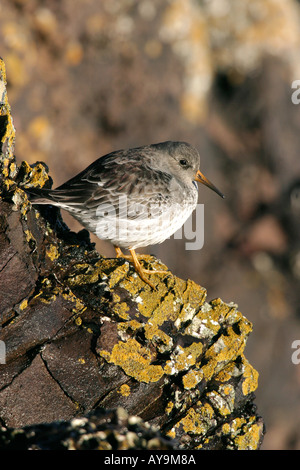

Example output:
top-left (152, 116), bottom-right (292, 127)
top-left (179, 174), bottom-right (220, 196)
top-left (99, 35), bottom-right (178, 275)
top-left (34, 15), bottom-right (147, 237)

top-left (47, 149), bottom-right (173, 221)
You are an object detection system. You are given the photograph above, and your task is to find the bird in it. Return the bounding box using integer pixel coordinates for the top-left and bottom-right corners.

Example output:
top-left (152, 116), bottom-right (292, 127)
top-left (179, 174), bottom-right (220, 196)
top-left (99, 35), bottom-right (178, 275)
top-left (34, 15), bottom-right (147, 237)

top-left (28, 141), bottom-right (224, 288)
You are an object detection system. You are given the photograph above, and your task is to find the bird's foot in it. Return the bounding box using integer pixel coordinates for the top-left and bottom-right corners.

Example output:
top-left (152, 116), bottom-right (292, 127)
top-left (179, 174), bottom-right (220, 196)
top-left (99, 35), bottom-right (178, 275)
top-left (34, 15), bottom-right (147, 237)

top-left (114, 246), bottom-right (132, 260)
top-left (115, 247), bottom-right (153, 262)
top-left (114, 246), bottom-right (169, 289)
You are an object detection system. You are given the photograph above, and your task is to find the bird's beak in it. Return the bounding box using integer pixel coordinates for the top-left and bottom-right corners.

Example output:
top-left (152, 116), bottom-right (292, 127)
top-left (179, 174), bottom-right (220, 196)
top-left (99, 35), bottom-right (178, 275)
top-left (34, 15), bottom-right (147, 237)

top-left (195, 170), bottom-right (225, 199)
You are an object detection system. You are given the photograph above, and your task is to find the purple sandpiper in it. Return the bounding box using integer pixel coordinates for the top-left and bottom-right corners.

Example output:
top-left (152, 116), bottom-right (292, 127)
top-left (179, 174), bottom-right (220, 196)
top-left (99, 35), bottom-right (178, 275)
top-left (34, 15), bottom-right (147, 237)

top-left (29, 141), bottom-right (224, 288)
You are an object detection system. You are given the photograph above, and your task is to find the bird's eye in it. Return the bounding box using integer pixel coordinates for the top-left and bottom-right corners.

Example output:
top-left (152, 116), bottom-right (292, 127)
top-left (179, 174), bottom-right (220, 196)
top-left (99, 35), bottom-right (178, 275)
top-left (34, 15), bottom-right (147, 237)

top-left (179, 159), bottom-right (188, 167)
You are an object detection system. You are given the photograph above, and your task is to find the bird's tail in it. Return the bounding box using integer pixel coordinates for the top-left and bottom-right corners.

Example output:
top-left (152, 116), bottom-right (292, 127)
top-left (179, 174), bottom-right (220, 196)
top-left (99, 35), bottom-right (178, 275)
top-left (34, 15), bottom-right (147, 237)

top-left (26, 188), bottom-right (59, 206)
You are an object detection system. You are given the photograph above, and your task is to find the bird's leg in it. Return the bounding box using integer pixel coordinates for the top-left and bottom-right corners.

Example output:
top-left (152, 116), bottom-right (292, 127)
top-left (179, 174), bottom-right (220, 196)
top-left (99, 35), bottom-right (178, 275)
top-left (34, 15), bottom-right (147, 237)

top-left (114, 246), bottom-right (169, 289)
top-left (114, 246), bottom-right (150, 262)
top-left (129, 248), bottom-right (169, 277)
top-left (114, 246), bottom-right (131, 260)
top-left (128, 249), bottom-right (157, 289)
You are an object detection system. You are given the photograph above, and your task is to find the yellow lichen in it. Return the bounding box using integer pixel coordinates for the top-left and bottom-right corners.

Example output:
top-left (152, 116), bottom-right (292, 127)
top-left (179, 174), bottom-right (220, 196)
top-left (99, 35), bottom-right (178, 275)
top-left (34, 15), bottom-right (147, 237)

top-left (118, 384), bottom-right (131, 397)
top-left (46, 244), bottom-right (59, 261)
top-left (179, 279), bottom-right (207, 311)
top-left (127, 319), bottom-right (143, 331)
top-left (108, 263), bottom-right (130, 289)
top-left (39, 294), bottom-right (57, 304)
top-left (166, 427), bottom-right (176, 439)
top-left (11, 187), bottom-right (29, 216)
top-left (144, 322), bottom-right (173, 352)
top-left (136, 288), bottom-right (171, 319)
top-left (241, 355), bottom-right (259, 395)
top-left (99, 338), bottom-right (164, 383)
top-left (182, 369), bottom-right (203, 390)
top-left (164, 341), bottom-right (203, 376)
top-left (233, 421), bottom-right (262, 450)
top-left (134, 277), bottom-right (205, 324)
top-left (229, 417), bottom-right (246, 435)
top-left (112, 301), bottom-right (131, 321)
top-left (222, 423), bottom-right (231, 434)
top-left (184, 304), bottom-right (221, 339)
top-left (62, 290), bottom-right (86, 315)
top-left (9, 161), bottom-right (17, 177)
top-left (214, 363), bottom-right (236, 383)
top-left (117, 320), bottom-right (143, 339)
top-left (22, 161), bottom-right (50, 188)
top-left (180, 408), bottom-right (205, 434)
top-left (24, 230), bottom-right (34, 244)
top-left (176, 402), bottom-right (215, 435)
top-left (19, 299), bottom-right (28, 311)
top-left (199, 303), bottom-right (253, 384)
top-left (67, 263), bottom-right (102, 286)
top-left (206, 384), bottom-right (235, 417)
top-left (165, 401), bottom-right (174, 415)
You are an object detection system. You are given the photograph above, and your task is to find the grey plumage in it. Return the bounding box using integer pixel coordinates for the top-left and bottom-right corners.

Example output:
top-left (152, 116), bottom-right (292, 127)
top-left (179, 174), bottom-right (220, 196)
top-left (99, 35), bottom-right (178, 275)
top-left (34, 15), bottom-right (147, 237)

top-left (28, 141), bottom-right (207, 249)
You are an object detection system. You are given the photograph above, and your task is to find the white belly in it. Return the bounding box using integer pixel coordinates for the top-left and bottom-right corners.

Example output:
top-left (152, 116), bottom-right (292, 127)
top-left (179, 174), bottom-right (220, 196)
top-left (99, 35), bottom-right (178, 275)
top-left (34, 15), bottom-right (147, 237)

top-left (91, 198), bottom-right (197, 249)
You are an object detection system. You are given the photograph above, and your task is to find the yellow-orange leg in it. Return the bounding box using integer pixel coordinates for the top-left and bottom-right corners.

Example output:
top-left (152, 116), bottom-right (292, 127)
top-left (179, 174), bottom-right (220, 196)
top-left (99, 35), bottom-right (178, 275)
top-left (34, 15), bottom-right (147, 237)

top-left (114, 246), bottom-right (132, 260)
top-left (114, 246), bottom-right (168, 289)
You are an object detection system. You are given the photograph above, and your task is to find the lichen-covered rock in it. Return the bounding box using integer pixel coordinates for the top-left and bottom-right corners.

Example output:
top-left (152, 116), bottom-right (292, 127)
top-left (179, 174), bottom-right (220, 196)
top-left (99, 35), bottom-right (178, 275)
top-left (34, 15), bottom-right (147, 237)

top-left (0, 58), bottom-right (264, 450)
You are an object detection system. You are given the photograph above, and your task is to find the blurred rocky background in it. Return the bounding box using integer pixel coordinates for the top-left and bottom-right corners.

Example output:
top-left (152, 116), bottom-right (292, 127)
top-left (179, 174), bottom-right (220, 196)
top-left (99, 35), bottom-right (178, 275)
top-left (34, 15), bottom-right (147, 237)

top-left (1, 0), bottom-right (300, 449)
